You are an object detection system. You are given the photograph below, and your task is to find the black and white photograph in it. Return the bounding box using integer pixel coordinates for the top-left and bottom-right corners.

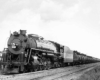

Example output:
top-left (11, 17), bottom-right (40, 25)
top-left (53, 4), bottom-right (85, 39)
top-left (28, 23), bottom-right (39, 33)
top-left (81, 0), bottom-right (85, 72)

top-left (0, 0), bottom-right (100, 80)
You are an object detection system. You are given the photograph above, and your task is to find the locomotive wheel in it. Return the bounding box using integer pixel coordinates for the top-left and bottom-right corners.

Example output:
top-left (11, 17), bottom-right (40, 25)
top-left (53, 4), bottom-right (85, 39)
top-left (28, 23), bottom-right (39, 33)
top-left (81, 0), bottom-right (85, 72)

top-left (40, 57), bottom-right (48, 70)
top-left (39, 65), bottom-right (44, 70)
top-left (33, 65), bottom-right (40, 71)
top-left (18, 65), bottom-right (25, 73)
top-left (54, 62), bottom-right (60, 68)
top-left (60, 62), bottom-right (63, 67)
top-left (46, 59), bottom-right (52, 69)
top-left (44, 61), bottom-right (48, 70)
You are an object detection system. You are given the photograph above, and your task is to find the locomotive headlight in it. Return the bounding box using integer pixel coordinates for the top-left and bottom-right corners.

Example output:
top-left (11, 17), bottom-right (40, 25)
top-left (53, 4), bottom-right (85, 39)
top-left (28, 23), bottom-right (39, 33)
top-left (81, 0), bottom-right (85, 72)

top-left (11, 43), bottom-right (16, 49)
top-left (11, 42), bottom-right (21, 51)
top-left (12, 45), bottom-right (16, 49)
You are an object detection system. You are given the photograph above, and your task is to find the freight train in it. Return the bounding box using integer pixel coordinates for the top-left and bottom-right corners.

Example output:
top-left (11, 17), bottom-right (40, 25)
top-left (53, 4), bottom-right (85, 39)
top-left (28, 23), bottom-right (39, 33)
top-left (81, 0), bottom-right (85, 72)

top-left (0, 30), bottom-right (99, 73)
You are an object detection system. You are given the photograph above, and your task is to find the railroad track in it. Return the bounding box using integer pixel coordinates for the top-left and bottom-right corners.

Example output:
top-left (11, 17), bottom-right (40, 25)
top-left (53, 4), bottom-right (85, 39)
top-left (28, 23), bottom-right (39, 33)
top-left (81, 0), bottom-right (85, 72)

top-left (33, 63), bottom-right (97, 80)
top-left (44, 64), bottom-right (95, 80)
top-left (0, 63), bottom-right (99, 80)
top-left (0, 66), bottom-right (77, 80)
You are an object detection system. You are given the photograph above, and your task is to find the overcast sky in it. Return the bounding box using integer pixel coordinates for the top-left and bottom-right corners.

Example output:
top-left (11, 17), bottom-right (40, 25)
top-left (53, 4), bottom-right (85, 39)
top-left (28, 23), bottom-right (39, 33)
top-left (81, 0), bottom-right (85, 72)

top-left (0, 0), bottom-right (100, 58)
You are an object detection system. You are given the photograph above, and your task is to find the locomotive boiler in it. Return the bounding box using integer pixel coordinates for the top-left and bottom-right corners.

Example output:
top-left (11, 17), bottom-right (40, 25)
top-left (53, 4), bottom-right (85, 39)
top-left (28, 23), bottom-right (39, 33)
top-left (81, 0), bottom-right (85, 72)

top-left (8, 30), bottom-right (58, 54)
top-left (0, 30), bottom-right (99, 73)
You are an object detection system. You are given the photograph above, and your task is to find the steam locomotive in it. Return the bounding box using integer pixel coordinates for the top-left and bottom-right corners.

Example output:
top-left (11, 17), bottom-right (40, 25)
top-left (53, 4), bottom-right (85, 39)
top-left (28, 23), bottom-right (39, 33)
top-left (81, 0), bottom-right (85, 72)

top-left (0, 30), bottom-right (99, 73)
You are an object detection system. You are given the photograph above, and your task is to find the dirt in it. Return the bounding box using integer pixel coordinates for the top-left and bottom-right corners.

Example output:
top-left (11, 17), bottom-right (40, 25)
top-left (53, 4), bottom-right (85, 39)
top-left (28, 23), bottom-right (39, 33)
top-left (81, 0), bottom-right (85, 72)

top-left (77, 65), bottom-right (100, 80)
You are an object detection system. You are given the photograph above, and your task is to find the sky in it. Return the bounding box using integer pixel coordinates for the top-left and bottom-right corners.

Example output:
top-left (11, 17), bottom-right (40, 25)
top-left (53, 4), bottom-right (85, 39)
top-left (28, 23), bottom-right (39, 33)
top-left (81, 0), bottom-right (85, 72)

top-left (0, 0), bottom-right (100, 58)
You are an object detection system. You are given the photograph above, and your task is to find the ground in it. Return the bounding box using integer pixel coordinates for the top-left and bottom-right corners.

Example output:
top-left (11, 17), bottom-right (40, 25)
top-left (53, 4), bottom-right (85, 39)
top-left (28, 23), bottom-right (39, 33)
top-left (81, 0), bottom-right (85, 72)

top-left (77, 65), bottom-right (100, 80)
